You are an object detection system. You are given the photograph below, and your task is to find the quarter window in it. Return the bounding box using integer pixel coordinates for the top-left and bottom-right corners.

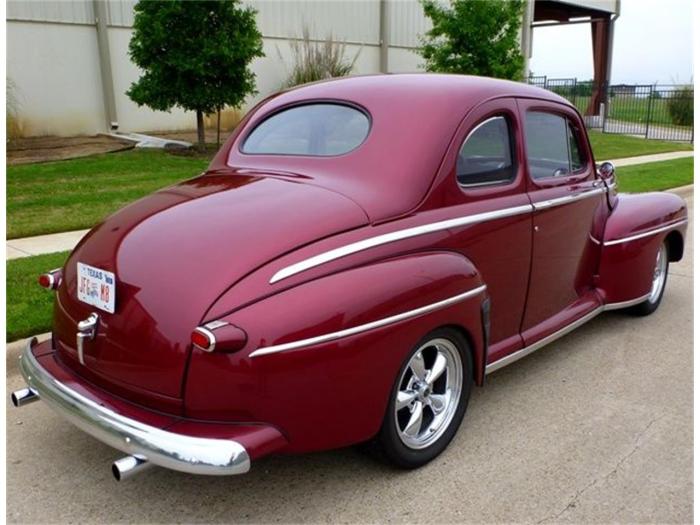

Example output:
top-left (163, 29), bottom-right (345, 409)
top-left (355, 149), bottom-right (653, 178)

top-left (525, 111), bottom-right (586, 179)
top-left (457, 116), bottom-right (515, 187)
top-left (568, 123), bottom-right (583, 171)
top-left (241, 103), bottom-right (370, 156)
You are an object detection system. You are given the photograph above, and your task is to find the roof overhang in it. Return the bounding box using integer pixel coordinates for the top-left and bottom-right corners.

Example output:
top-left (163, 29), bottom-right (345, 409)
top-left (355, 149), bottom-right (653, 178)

top-left (533, 0), bottom-right (620, 26)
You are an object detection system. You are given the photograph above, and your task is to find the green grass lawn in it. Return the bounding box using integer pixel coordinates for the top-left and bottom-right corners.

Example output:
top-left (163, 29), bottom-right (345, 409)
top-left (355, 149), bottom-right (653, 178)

top-left (7, 150), bottom-right (209, 239)
top-left (616, 157), bottom-right (694, 193)
top-left (588, 130), bottom-right (692, 160)
top-left (6, 156), bottom-right (693, 342)
top-left (7, 251), bottom-right (70, 341)
top-left (5, 134), bottom-right (692, 241)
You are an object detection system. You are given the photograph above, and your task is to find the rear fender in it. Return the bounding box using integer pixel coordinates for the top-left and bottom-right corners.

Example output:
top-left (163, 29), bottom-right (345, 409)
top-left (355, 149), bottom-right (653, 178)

top-left (183, 251), bottom-right (487, 453)
top-left (598, 192), bottom-right (687, 304)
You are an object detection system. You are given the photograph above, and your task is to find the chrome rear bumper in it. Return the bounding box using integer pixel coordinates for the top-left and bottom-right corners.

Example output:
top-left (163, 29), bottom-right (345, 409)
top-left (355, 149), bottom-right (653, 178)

top-left (13, 338), bottom-right (250, 477)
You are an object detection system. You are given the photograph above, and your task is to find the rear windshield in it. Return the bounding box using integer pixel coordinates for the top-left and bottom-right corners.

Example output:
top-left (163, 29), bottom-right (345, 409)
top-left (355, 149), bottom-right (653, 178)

top-left (241, 103), bottom-right (370, 156)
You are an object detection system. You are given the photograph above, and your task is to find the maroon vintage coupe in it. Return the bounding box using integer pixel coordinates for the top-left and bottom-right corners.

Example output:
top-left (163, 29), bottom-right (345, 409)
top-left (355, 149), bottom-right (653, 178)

top-left (12, 74), bottom-right (687, 480)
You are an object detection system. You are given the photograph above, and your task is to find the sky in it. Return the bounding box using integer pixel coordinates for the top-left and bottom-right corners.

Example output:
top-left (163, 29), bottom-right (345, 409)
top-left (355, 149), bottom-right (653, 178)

top-left (529, 0), bottom-right (694, 85)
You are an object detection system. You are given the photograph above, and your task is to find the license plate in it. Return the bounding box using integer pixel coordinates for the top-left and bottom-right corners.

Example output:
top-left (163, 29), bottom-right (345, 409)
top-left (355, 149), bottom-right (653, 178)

top-left (77, 262), bottom-right (116, 313)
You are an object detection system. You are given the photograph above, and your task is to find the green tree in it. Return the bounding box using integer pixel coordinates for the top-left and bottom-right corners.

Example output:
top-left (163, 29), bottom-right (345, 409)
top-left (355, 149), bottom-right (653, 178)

top-left (127, 0), bottom-right (264, 151)
top-left (419, 0), bottom-right (525, 80)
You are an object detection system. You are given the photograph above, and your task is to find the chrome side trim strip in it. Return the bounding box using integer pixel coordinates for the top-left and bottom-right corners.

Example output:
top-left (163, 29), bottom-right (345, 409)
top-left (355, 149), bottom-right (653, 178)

top-left (250, 285), bottom-right (488, 357)
top-left (485, 306), bottom-right (602, 374)
top-left (603, 293), bottom-right (650, 311)
top-left (17, 339), bottom-right (251, 476)
top-left (270, 205), bottom-right (534, 284)
top-left (603, 219), bottom-right (688, 246)
top-left (532, 187), bottom-right (605, 211)
top-left (485, 293), bottom-right (651, 374)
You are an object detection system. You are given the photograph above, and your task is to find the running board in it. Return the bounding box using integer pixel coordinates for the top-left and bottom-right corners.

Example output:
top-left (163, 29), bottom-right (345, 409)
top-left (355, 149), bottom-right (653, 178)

top-left (485, 294), bottom-right (650, 374)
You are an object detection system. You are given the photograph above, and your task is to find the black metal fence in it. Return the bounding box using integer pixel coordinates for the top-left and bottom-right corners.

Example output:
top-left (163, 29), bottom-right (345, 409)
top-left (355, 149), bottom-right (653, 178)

top-left (527, 76), bottom-right (694, 143)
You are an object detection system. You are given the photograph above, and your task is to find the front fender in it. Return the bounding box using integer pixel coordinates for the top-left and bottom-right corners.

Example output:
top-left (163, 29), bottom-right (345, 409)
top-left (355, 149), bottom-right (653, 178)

top-left (598, 192), bottom-right (687, 304)
top-left (183, 251), bottom-right (486, 453)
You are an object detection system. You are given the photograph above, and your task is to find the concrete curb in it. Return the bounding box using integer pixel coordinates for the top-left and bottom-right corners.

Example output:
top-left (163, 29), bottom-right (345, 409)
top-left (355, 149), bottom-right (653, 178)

top-left (7, 229), bottom-right (90, 260)
top-left (667, 184), bottom-right (694, 199)
top-left (6, 333), bottom-right (51, 377)
top-left (611, 151), bottom-right (694, 167)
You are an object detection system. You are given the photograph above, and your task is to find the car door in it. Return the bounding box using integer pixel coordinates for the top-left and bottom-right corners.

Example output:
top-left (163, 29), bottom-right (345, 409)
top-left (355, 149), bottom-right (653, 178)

top-left (434, 98), bottom-right (533, 364)
top-left (517, 98), bottom-right (608, 342)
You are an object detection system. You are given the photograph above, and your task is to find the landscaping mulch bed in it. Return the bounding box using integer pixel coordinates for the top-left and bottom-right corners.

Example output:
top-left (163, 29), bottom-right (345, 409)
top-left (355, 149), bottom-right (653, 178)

top-left (7, 135), bottom-right (135, 165)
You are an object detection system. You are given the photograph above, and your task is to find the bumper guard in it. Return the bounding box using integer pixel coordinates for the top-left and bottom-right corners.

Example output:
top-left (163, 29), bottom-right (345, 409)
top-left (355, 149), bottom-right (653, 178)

top-left (13, 338), bottom-right (251, 477)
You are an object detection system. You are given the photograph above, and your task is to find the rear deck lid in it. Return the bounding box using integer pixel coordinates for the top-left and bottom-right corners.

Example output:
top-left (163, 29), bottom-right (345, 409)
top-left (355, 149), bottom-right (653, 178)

top-left (53, 172), bottom-right (368, 399)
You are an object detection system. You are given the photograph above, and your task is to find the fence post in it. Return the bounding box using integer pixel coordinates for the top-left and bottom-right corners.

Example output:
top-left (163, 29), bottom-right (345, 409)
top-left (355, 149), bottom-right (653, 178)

top-left (572, 78), bottom-right (578, 110)
top-left (644, 85), bottom-right (653, 139)
top-left (601, 82), bottom-right (608, 132)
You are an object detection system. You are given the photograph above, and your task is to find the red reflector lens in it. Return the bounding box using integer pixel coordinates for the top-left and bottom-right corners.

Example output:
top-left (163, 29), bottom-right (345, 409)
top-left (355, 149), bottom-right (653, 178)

top-left (38, 269), bottom-right (62, 290)
top-left (191, 329), bottom-right (213, 351)
top-left (38, 273), bottom-right (53, 289)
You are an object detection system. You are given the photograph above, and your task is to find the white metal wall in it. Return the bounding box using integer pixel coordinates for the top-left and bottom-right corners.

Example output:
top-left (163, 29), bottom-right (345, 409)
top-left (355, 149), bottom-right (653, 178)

top-left (6, 0), bottom-right (431, 136)
top-left (7, 0), bottom-right (430, 45)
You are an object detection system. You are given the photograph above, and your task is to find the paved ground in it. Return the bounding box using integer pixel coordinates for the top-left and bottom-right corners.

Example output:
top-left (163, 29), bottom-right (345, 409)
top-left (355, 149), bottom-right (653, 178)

top-left (611, 150), bottom-right (694, 167)
top-left (5, 197), bottom-right (693, 523)
top-left (6, 229), bottom-right (89, 260)
top-left (604, 119), bottom-right (693, 143)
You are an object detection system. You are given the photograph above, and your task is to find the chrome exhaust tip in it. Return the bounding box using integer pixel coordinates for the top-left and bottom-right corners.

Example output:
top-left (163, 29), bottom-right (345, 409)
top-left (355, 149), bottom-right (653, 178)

top-left (112, 455), bottom-right (151, 481)
top-left (11, 387), bottom-right (39, 407)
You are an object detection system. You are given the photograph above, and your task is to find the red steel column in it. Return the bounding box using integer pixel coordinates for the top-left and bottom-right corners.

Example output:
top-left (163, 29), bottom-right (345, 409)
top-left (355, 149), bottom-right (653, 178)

top-left (586, 14), bottom-right (612, 116)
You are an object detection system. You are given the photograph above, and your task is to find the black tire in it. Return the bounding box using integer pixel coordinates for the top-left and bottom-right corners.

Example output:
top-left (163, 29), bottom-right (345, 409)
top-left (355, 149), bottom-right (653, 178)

top-left (628, 240), bottom-right (670, 316)
top-left (375, 327), bottom-right (473, 469)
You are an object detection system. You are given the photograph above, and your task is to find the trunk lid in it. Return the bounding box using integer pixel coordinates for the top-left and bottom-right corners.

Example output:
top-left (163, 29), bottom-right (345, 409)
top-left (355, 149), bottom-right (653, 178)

top-left (53, 172), bottom-right (368, 401)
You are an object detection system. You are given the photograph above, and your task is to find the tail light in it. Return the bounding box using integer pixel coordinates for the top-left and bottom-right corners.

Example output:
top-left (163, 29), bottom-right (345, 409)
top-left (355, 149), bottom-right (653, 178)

top-left (191, 321), bottom-right (248, 353)
top-left (38, 268), bottom-right (63, 290)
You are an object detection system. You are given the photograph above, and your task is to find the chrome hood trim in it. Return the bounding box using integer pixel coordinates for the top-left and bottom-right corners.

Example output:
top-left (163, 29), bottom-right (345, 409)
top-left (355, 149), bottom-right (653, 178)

top-left (16, 339), bottom-right (250, 476)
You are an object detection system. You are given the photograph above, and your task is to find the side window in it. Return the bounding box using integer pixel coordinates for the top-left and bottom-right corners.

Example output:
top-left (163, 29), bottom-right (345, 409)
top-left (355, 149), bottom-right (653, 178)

top-left (568, 123), bottom-right (583, 171)
top-left (457, 116), bottom-right (515, 187)
top-left (525, 111), bottom-right (585, 179)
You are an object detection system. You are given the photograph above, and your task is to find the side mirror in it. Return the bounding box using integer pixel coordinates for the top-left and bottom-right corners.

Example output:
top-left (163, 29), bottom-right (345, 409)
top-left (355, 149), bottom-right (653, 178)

top-left (597, 161), bottom-right (616, 181)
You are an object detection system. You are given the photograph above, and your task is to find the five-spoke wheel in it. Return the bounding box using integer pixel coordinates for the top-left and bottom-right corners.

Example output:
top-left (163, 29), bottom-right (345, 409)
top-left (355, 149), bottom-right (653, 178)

top-left (629, 240), bottom-right (670, 316)
top-left (376, 327), bottom-right (472, 468)
top-left (394, 338), bottom-right (462, 449)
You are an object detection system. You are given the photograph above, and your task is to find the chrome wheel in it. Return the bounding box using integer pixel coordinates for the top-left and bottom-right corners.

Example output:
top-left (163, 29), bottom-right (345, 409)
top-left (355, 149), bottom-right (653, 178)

top-left (394, 338), bottom-right (463, 450)
top-left (649, 243), bottom-right (668, 304)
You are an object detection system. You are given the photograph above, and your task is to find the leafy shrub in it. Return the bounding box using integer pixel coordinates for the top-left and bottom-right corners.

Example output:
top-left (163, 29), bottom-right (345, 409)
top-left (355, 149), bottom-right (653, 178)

top-left (283, 27), bottom-right (359, 88)
top-left (666, 85), bottom-right (694, 126)
top-left (127, 0), bottom-right (263, 151)
top-left (419, 0), bottom-right (524, 80)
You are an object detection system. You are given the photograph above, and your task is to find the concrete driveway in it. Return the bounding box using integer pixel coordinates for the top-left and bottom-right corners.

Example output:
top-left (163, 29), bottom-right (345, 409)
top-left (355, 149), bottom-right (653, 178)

top-left (6, 198), bottom-right (693, 524)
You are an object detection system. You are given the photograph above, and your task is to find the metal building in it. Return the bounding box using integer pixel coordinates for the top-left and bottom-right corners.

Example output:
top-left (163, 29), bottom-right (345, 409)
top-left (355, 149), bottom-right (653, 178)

top-left (6, 0), bottom-right (620, 137)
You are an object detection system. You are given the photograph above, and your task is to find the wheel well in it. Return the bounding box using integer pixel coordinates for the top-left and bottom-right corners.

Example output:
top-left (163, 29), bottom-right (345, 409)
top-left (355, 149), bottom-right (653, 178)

top-left (443, 324), bottom-right (483, 387)
top-left (666, 230), bottom-right (684, 262)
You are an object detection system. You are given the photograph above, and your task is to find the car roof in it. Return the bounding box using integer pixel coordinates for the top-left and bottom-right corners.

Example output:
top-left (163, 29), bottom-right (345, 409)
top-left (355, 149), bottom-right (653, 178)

top-left (280, 73), bottom-right (570, 108)
top-left (222, 74), bottom-right (572, 222)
